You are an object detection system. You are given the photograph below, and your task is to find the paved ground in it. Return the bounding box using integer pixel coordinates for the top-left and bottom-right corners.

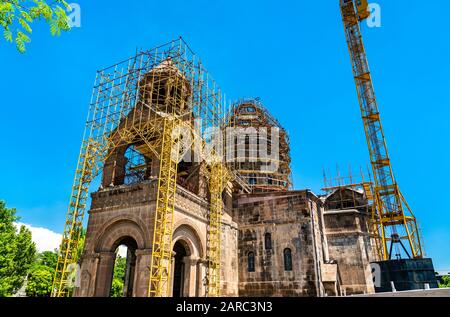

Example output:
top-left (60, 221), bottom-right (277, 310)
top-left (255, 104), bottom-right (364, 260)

top-left (350, 288), bottom-right (450, 297)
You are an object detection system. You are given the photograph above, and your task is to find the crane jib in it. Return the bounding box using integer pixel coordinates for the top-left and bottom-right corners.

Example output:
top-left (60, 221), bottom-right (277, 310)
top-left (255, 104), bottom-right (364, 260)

top-left (340, 0), bottom-right (423, 260)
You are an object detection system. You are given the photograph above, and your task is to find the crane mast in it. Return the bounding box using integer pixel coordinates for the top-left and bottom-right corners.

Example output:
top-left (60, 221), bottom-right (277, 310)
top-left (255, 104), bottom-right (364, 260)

top-left (339, 0), bottom-right (423, 260)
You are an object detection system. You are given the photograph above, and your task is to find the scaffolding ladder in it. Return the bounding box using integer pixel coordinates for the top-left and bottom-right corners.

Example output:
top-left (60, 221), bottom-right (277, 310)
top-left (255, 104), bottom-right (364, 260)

top-left (206, 162), bottom-right (230, 296)
top-left (51, 140), bottom-right (99, 296)
top-left (148, 117), bottom-right (182, 297)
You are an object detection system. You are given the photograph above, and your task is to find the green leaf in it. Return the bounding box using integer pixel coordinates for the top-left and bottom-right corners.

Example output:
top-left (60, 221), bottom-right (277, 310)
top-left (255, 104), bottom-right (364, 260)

top-left (0, 2), bottom-right (14, 14)
top-left (60, 0), bottom-right (72, 11)
top-left (41, 4), bottom-right (52, 20)
top-left (49, 20), bottom-right (59, 36)
top-left (1, 0), bottom-right (70, 53)
top-left (15, 36), bottom-right (25, 53)
top-left (0, 202), bottom-right (36, 295)
top-left (20, 10), bottom-right (33, 23)
top-left (18, 31), bottom-right (31, 43)
top-left (29, 7), bottom-right (41, 19)
top-left (19, 18), bottom-right (32, 33)
top-left (4, 29), bottom-right (13, 42)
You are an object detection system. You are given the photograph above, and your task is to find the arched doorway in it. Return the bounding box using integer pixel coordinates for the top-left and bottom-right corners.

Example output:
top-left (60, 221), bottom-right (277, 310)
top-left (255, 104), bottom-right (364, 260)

top-left (171, 224), bottom-right (205, 297)
top-left (172, 240), bottom-right (189, 297)
top-left (77, 217), bottom-right (148, 297)
top-left (110, 236), bottom-right (137, 297)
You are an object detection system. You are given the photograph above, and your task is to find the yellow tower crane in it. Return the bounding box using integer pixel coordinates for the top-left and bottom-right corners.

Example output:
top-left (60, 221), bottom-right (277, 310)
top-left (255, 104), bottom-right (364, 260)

top-left (339, 0), bottom-right (424, 260)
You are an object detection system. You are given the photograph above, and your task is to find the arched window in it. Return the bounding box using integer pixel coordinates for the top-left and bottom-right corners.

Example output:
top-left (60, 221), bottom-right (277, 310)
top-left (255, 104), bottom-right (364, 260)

top-left (247, 252), bottom-right (255, 272)
top-left (124, 145), bottom-right (147, 185)
top-left (283, 248), bottom-right (292, 271)
top-left (264, 233), bottom-right (272, 250)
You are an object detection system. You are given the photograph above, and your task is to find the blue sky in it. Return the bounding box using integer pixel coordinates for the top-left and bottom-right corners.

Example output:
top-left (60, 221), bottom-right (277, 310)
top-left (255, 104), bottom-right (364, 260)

top-left (0, 0), bottom-right (449, 269)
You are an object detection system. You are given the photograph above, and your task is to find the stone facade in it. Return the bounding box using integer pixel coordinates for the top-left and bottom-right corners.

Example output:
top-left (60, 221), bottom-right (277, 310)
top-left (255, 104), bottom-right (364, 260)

top-left (74, 69), bottom-right (374, 297)
top-left (234, 190), bottom-right (326, 297)
top-left (232, 187), bottom-right (377, 297)
top-left (322, 188), bottom-right (376, 295)
top-left (75, 136), bottom-right (376, 298)
top-left (71, 49), bottom-right (377, 297)
top-left (76, 181), bottom-right (376, 297)
top-left (76, 179), bottom-right (239, 297)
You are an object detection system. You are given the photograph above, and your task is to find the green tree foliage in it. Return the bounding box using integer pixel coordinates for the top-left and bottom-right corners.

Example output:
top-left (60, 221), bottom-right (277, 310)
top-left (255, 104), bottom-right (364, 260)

top-left (76, 227), bottom-right (86, 263)
top-left (110, 278), bottom-right (124, 298)
top-left (26, 264), bottom-right (53, 297)
top-left (0, 201), bottom-right (36, 297)
top-left (110, 255), bottom-right (126, 297)
top-left (48, 227), bottom-right (85, 297)
top-left (39, 250), bottom-right (58, 269)
top-left (63, 227), bottom-right (86, 296)
top-left (439, 276), bottom-right (450, 288)
top-left (25, 250), bottom-right (59, 297)
top-left (0, 0), bottom-right (71, 53)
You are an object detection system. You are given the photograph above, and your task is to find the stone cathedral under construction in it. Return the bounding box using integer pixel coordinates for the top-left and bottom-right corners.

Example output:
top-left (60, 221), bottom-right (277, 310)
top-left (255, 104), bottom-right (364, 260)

top-left (52, 38), bottom-right (436, 298)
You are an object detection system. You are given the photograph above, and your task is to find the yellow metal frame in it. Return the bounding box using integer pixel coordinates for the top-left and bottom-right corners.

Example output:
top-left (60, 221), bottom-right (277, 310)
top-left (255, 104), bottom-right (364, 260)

top-left (206, 162), bottom-right (230, 296)
top-left (51, 139), bottom-right (99, 296)
top-left (362, 182), bottom-right (384, 261)
top-left (148, 117), bottom-right (181, 297)
top-left (52, 38), bottom-right (226, 297)
top-left (340, 0), bottom-right (424, 260)
top-left (225, 98), bottom-right (292, 192)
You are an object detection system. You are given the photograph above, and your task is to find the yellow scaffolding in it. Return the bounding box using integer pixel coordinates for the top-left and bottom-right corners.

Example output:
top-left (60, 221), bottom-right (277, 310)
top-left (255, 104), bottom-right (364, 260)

top-left (147, 117), bottom-right (181, 297)
top-left (225, 98), bottom-right (292, 193)
top-left (361, 181), bottom-right (384, 262)
top-left (52, 38), bottom-right (227, 297)
top-left (51, 139), bottom-right (99, 296)
top-left (205, 162), bottom-right (230, 296)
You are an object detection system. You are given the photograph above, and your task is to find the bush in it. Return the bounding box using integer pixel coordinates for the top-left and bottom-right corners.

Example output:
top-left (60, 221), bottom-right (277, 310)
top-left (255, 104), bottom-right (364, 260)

top-left (26, 265), bottom-right (53, 297)
top-left (439, 276), bottom-right (450, 288)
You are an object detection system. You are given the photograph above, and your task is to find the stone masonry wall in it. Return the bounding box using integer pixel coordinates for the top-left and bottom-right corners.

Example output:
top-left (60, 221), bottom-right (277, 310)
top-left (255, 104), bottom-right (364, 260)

top-left (233, 190), bottom-right (325, 297)
top-left (77, 179), bottom-right (239, 297)
top-left (323, 209), bottom-right (375, 295)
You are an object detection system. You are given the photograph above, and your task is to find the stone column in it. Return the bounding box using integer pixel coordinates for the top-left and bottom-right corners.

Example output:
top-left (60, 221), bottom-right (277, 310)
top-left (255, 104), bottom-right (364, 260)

top-left (194, 257), bottom-right (204, 297)
top-left (183, 256), bottom-right (200, 297)
top-left (169, 251), bottom-right (176, 297)
top-left (196, 258), bottom-right (207, 297)
top-left (75, 252), bottom-right (100, 297)
top-left (133, 248), bottom-right (152, 297)
top-left (181, 256), bottom-right (190, 297)
top-left (94, 251), bottom-right (116, 297)
top-left (123, 248), bottom-right (137, 297)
